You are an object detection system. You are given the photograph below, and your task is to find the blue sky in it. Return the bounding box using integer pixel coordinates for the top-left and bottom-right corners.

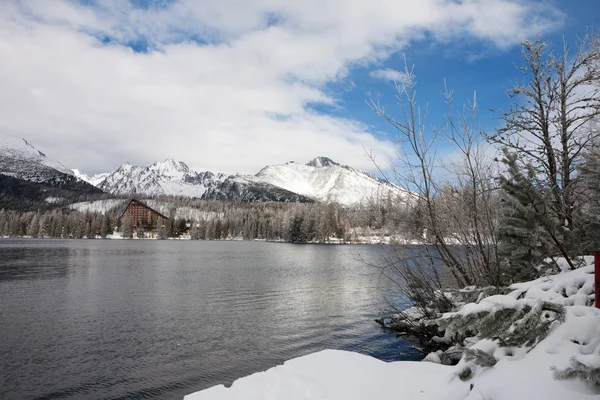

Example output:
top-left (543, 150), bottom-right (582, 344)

top-left (0, 0), bottom-right (597, 175)
top-left (332, 0), bottom-right (600, 141)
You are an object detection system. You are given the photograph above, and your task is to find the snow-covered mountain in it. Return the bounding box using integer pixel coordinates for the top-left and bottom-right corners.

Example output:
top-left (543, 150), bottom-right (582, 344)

top-left (1, 136), bottom-right (402, 206)
top-left (94, 159), bottom-right (228, 197)
top-left (0, 135), bottom-right (73, 183)
top-left (202, 176), bottom-right (315, 203)
top-left (81, 156), bottom-right (405, 205)
top-left (204, 157), bottom-right (406, 205)
top-left (72, 169), bottom-right (110, 187)
top-left (0, 135), bottom-right (104, 210)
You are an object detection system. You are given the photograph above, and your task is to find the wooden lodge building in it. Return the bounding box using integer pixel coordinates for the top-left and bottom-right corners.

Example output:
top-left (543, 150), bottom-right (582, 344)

top-left (120, 199), bottom-right (168, 230)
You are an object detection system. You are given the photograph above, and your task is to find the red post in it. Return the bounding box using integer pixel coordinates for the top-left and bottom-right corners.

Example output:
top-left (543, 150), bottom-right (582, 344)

top-left (596, 252), bottom-right (600, 309)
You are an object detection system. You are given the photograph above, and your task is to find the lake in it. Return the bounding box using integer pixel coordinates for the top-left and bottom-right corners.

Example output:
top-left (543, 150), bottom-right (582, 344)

top-left (0, 239), bottom-right (419, 400)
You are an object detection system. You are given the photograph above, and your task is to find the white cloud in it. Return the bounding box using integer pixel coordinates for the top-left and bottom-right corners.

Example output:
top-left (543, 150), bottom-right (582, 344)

top-left (0, 0), bottom-right (564, 174)
top-left (370, 68), bottom-right (409, 83)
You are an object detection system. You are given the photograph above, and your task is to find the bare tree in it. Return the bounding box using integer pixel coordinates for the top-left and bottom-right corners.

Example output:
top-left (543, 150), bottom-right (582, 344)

top-left (490, 33), bottom-right (600, 269)
top-left (369, 61), bottom-right (501, 288)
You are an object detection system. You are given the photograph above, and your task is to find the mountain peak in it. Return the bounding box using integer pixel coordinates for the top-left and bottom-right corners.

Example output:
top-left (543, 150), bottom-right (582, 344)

top-left (71, 168), bottom-right (90, 181)
top-left (0, 135), bottom-right (71, 176)
top-left (150, 159), bottom-right (190, 175)
top-left (119, 162), bottom-right (134, 172)
top-left (306, 156), bottom-right (339, 167)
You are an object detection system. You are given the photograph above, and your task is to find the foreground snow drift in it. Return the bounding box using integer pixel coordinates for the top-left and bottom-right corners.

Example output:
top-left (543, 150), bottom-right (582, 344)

top-left (184, 350), bottom-right (463, 400)
top-left (185, 311), bottom-right (600, 400)
top-left (185, 259), bottom-right (600, 400)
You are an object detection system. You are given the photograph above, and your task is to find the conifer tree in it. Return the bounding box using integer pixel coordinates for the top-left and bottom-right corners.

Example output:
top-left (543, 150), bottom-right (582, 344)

top-left (497, 151), bottom-right (554, 280)
top-left (122, 218), bottom-right (134, 239)
top-left (289, 214), bottom-right (307, 244)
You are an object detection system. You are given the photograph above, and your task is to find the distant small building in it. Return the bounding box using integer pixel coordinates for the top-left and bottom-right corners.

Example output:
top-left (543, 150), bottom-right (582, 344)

top-left (120, 199), bottom-right (168, 230)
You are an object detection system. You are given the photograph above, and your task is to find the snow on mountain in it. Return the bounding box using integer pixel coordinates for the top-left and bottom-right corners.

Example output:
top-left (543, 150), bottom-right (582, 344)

top-left (71, 169), bottom-right (110, 186)
top-left (0, 135), bottom-right (104, 210)
top-left (0, 135), bottom-right (73, 182)
top-left (75, 155), bottom-right (404, 205)
top-left (247, 156), bottom-right (406, 205)
top-left (96, 159), bottom-right (228, 197)
top-left (202, 175), bottom-right (315, 203)
top-left (305, 156), bottom-right (339, 168)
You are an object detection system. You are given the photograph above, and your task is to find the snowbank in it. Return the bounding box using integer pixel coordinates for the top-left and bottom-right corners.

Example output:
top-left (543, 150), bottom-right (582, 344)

top-left (184, 350), bottom-right (463, 400)
top-left (185, 308), bottom-right (599, 400)
top-left (184, 257), bottom-right (600, 399)
top-left (70, 199), bottom-right (127, 213)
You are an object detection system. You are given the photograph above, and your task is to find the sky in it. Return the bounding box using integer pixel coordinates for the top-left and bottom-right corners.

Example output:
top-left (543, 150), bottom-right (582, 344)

top-left (0, 0), bottom-right (598, 175)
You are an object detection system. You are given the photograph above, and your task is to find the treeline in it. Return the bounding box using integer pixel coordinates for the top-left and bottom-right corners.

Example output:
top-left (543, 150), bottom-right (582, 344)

top-left (0, 209), bottom-right (112, 239)
top-left (0, 196), bottom-right (417, 242)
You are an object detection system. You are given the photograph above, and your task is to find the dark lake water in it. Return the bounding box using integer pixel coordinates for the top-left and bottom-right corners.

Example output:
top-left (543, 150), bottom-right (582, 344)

top-left (0, 239), bottom-right (419, 400)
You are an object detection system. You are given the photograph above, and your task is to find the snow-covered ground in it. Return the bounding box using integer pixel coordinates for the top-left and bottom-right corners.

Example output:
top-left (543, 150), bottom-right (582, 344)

top-left (184, 258), bottom-right (600, 400)
top-left (70, 199), bottom-right (127, 213)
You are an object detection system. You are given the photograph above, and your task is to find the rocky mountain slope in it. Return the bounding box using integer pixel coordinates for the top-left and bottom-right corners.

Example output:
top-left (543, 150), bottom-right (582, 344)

top-left (0, 135), bottom-right (405, 206)
top-left (78, 156), bottom-right (405, 205)
top-left (1, 135), bottom-right (73, 183)
top-left (0, 136), bottom-right (104, 210)
top-left (85, 159), bottom-right (228, 198)
top-left (203, 157), bottom-right (406, 205)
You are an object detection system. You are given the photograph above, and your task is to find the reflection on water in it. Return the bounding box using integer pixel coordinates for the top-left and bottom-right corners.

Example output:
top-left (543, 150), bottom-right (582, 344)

top-left (0, 239), bottom-right (419, 400)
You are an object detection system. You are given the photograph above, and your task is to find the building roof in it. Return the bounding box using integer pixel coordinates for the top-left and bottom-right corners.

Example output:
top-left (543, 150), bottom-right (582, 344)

top-left (119, 198), bottom-right (169, 220)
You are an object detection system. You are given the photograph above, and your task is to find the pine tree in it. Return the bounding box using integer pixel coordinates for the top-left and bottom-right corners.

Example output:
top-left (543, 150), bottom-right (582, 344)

top-left (289, 214), bottom-right (307, 244)
top-left (100, 214), bottom-right (111, 239)
top-left (27, 214), bottom-right (40, 238)
top-left (190, 223), bottom-right (200, 240)
top-left (122, 218), bottom-right (134, 239)
top-left (157, 224), bottom-right (168, 240)
top-left (136, 225), bottom-right (145, 239)
top-left (497, 151), bottom-right (564, 281)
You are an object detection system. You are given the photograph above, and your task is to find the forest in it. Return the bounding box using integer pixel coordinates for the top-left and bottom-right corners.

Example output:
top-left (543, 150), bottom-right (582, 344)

top-left (0, 195), bottom-right (414, 243)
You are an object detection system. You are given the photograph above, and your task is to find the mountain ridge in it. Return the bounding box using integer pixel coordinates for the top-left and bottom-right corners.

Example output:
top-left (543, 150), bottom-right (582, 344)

top-left (0, 135), bottom-right (405, 206)
top-left (88, 156), bottom-right (406, 205)
top-left (0, 135), bottom-right (105, 210)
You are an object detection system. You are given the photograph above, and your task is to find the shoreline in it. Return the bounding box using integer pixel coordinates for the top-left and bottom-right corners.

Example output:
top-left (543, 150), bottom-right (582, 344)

top-left (0, 235), bottom-right (427, 245)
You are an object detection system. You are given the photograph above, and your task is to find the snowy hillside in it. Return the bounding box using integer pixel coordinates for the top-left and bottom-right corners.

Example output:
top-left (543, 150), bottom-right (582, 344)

top-left (70, 199), bottom-right (128, 214)
top-left (0, 135), bottom-right (73, 182)
top-left (93, 159), bottom-right (228, 197)
top-left (221, 156), bottom-right (407, 205)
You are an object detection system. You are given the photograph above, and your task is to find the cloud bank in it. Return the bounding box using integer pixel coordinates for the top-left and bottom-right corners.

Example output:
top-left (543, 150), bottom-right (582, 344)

top-left (0, 0), bottom-right (563, 174)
